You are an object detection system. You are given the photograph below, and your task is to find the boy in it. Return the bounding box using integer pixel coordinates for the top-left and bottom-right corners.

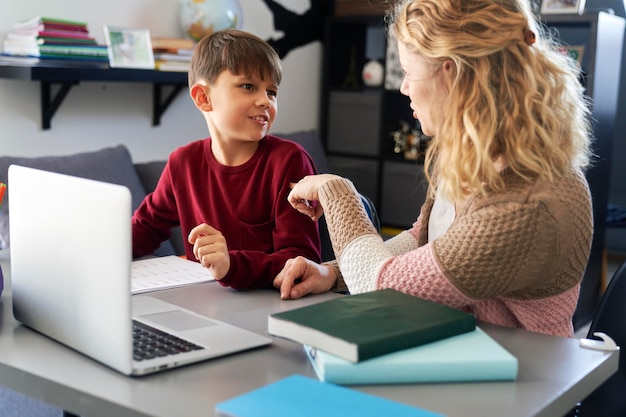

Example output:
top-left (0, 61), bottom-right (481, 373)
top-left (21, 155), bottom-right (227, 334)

top-left (132, 29), bottom-right (321, 289)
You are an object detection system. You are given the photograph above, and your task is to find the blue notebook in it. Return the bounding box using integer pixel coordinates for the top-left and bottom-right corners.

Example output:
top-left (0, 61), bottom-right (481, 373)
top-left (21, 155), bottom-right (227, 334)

top-left (215, 375), bottom-right (444, 417)
top-left (305, 328), bottom-right (518, 385)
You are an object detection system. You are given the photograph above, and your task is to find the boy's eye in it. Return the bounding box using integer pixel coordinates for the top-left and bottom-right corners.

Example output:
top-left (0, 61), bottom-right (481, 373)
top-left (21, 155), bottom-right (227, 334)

top-left (267, 89), bottom-right (278, 97)
top-left (241, 83), bottom-right (254, 90)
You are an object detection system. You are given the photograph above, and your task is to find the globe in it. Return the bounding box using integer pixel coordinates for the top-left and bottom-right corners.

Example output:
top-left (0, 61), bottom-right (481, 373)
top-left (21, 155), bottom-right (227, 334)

top-left (179, 0), bottom-right (243, 43)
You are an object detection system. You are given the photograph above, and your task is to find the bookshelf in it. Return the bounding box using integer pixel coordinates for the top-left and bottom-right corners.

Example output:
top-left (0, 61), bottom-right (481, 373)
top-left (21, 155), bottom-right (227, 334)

top-left (0, 62), bottom-right (188, 129)
top-left (540, 12), bottom-right (625, 330)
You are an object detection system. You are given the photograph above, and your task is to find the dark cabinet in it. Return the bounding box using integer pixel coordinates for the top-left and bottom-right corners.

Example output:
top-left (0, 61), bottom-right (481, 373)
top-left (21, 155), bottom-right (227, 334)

top-left (321, 16), bottom-right (427, 228)
top-left (542, 12), bottom-right (625, 329)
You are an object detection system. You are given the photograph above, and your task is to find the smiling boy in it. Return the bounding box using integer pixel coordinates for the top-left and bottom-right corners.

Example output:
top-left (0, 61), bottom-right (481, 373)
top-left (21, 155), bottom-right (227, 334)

top-left (132, 29), bottom-right (321, 289)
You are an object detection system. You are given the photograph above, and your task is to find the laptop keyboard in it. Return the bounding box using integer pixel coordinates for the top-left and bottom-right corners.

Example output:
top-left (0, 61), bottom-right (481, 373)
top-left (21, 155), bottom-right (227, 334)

top-left (133, 320), bottom-right (205, 361)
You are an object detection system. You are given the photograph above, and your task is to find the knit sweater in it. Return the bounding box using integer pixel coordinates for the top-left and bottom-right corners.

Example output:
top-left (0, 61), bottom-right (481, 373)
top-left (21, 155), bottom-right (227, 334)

top-left (321, 168), bottom-right (593, 337)
top-left (132, 135), bottom-right (321, 289)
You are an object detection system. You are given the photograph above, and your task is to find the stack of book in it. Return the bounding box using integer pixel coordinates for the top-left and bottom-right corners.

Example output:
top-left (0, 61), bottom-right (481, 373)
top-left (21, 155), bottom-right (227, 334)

top-left (2, 16), bottom-right (108, 65)
top-left (151, 37), bottom-right (195, 72)
top-left (268, 289), bottom-right (518, 385)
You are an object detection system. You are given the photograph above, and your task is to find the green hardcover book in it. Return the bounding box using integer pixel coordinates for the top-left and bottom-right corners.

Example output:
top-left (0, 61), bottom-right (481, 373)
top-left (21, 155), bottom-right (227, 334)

top-left (268, 289), bottom-right (476, 363)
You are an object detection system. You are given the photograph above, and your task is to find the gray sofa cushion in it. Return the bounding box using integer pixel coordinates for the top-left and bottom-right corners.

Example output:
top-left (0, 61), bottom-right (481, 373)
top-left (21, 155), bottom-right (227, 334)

top-left (280, 130), bottom-right (329, 173)
top-left (0, 145), bottom-right (174, 256)
top-left (134, 160), bottom-right (184, 256)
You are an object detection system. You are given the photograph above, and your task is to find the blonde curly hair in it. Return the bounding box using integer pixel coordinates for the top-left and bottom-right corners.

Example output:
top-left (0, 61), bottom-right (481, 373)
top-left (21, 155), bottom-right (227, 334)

top-left (389, 0), bottom-right (593, 202)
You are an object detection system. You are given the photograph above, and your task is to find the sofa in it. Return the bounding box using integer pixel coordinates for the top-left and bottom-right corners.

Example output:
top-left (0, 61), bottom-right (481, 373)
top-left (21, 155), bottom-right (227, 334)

top-left (0, 130), bottom-right (332, 294)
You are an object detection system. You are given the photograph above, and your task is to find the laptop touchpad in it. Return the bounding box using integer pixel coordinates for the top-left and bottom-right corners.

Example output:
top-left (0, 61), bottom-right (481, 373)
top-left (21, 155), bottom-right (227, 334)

top-left (140, 310), bottom-right (217, 331)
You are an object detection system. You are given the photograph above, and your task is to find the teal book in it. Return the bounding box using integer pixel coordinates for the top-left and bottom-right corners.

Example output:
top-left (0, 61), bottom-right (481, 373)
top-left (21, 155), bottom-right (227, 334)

top-left (305, 328), bottom-right (518, 385)
top-left (267, 289), bottom-right (476, 362)
top-left (214, 375), bottom-right (445, 417)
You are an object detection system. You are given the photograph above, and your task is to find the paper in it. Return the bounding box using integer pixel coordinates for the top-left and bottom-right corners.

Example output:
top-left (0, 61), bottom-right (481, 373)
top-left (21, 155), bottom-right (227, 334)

top-left (131, 255), bottom-right (214, 294)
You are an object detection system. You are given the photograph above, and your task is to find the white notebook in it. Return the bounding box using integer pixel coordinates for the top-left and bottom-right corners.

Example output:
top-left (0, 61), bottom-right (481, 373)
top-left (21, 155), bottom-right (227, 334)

top-left (131, 255), bottom-right (215, 294)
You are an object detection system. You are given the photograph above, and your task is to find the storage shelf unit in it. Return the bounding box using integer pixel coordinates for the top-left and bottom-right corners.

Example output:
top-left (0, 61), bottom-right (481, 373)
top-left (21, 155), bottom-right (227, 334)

top-left (321, 16), bottom-right (428, 228)
top-left (541, 12), bottom-right (625, 329)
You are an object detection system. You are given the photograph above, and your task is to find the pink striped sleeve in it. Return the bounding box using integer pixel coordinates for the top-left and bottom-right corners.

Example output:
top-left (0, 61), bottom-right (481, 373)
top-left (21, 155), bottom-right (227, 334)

top-left (377, 244), bottom-right (476, 308)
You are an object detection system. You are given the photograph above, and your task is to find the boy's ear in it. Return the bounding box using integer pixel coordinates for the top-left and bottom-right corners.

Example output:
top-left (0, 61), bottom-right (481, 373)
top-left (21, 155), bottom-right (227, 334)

top-left (190, 83), bottom-right (212, 111)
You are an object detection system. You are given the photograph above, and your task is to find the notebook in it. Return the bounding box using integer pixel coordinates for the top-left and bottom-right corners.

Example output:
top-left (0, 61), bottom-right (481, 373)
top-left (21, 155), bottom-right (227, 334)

top-left (131, 255), bottom-right (215, 294)
top-left (8, 164), bottom-right (272, 376)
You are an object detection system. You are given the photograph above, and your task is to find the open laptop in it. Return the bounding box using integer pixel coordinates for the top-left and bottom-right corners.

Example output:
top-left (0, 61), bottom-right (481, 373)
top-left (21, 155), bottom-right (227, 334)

top-left (8, 164), bottom-right (271, 376)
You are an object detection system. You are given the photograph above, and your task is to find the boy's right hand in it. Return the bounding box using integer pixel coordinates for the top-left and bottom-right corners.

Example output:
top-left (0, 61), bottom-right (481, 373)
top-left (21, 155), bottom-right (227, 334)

top-left (273, 256), bottom-right (337, 300)
top-left (188, 223), bottom-right (230, 280)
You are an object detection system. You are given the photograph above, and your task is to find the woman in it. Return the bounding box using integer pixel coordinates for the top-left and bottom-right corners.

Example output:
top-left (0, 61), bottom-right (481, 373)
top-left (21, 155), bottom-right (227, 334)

top-left (274, 0), bottom-right (593, 337)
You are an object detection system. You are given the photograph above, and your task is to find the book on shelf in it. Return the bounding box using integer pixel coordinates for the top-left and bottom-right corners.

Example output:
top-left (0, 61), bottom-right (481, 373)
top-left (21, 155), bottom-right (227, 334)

top-left (153, 52), bottom-right (192, 62)
top-left (305, 327), bottom-right (518, 385)
top-left (214, 375), bottom-right (444, 417)
top-left (0, 53), bottom-right (40, 66)
top-left (39, 44), bottom-right (108, 57)
top-left (6, 33), bottom-right (97, 45)
top-left (3, 16), bottom-right (105, 62)
top-left (3, 32), bottom-right (97, 56)
top-left (0, 54), bottom-right (108, 68)
top-left (12, 16), bottom-right (89, 33)
top-left (8, 29), bottom-right (95, 40)
top-left (153, 49), bottom-right (192, 72)
top-left (3, 43), bottom-right (108, 59)
top-left (267, 288), bottom-right (476, 363)
top-left (151, 37), bottom-right (196, 53)
top-left (154, 60), bottom-right (190, 72)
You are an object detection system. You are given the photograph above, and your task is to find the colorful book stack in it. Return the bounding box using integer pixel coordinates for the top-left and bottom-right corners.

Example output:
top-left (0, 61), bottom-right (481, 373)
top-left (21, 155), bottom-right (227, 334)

top-left (2, 16), bottom-right (108, 65)
top-left (268, 289), bottom-right (518, 385)
top-left (152, 37), bottom-right (195, 72)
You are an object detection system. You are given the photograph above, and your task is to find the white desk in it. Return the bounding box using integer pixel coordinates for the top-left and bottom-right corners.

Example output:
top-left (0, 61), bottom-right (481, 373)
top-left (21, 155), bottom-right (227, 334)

top-left (0, 255), bottom-right (618, 417)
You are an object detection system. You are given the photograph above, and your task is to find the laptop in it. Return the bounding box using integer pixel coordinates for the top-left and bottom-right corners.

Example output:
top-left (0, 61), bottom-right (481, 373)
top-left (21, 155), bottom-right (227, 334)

top-left (8, 164), bottom-right (271, 376)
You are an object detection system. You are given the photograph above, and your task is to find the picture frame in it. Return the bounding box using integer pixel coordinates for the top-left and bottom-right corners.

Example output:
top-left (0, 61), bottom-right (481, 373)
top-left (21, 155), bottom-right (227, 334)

top-left (540, 0), bottom-right (586, 15)
top-left (568, 45), bottom-right (585, 64)
top-left (103, 26), bottom-right (155, 69)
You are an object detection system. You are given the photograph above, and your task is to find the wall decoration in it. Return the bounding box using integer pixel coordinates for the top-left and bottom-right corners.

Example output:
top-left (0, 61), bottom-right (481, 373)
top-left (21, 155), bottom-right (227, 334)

top-left (567, 45), bottom-right (585, 64)
top-left (260, 0), bottom-right (332, 59)
top-left (390, 120), bottom-right (431, 161)
top-left (384, 32), bottom-right (403, 90)
top-left (540, 0), bottom-right (586, 15)
top-left (179, 0), bottom-right (243, 42)
top-left (362, 60), bottom-right (384, 87)
top-left (103, 26), bottom-right (155, 69)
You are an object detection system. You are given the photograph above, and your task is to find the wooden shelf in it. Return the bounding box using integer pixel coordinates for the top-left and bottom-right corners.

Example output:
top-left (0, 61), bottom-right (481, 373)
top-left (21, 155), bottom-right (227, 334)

top-left (0, 62), bottom-right (188, 129)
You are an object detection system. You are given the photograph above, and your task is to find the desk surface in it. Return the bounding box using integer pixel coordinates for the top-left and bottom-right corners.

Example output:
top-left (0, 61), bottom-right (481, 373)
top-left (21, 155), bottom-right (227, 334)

top-left (0, 255), bottom-right (618, 417)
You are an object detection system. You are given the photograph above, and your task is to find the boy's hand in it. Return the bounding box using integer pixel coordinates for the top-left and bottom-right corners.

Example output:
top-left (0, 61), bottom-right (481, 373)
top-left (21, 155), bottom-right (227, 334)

top-left (188, 223), bottom-right (230, 280)
top-left (273, 256), bottom-right (337, 299)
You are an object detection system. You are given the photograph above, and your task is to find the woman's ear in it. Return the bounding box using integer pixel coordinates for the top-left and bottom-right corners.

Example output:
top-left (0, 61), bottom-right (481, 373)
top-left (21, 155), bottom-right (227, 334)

top-left (440, 59), bottom-right (456, 90)
top-left (442, 59), bottom-right (456, 77)
top-left (190, 83), bottom-right (211, 111)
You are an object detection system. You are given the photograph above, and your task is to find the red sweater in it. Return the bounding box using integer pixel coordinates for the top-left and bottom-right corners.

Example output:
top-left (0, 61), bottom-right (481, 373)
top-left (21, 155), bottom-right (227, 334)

top-left (132, 135), bottom-right (321, 289)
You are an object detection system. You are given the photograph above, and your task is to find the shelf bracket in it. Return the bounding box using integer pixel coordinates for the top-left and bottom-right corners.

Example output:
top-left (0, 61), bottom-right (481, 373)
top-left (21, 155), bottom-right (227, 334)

top-left (40, 81), bottom-right (78, 130)
top-left (153, 83), bottom-right (185, 126)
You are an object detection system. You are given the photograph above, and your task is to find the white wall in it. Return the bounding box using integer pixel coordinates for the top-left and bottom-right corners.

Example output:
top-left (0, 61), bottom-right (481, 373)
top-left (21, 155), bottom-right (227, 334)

top-left (0, 0), bottom-right (321, 162)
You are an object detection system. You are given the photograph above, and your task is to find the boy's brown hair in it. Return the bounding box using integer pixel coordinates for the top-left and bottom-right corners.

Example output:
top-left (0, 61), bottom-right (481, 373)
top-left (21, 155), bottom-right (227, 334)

top-left (188, 29), bottom-right (282, 87)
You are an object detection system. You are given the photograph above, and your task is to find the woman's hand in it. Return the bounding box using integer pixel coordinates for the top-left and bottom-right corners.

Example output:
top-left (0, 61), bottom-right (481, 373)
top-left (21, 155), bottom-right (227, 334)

top-left (288, 174), bottom-right (341, 221)
top-left (273, 256), bottom-right (338, 299)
